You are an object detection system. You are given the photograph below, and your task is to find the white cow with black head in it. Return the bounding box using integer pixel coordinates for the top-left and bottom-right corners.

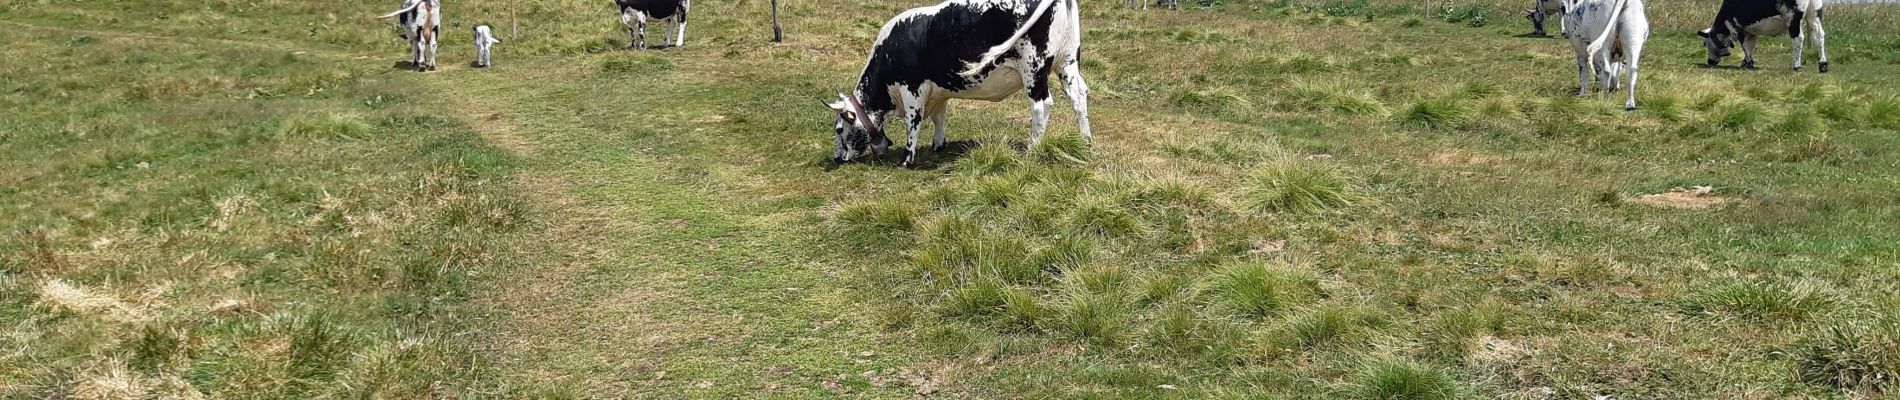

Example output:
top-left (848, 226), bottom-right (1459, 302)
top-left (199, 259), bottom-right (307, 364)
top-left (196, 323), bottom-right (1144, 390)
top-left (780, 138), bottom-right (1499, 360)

top-left (826, 0), bottom-right (1092, 167)
top-left (1564, 0), bottom-right (1648, 110)
top-left (1698, 0), bottom-right (1827, 72)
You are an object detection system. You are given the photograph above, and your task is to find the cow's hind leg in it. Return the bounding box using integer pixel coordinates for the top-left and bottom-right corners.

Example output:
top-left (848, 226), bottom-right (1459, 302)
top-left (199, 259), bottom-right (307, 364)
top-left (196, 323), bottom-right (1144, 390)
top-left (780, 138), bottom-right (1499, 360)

top-left (1059, 59), bottom-right (1093, 144)
top-left (1813, 8), bottom-right (1829, 73)
top-left (931, 110), bottom-right (948, 150)
top-left (428, 28), bottom-right (439, 70)
top-left (1621, 45), bottom-right (1642, 110)
top-left (624, 10), bottom-right (649, 49)
top-left (1791, 11), bottom-right (1806, 71)
top-left (1021, 60), bottom-right (1055, 147)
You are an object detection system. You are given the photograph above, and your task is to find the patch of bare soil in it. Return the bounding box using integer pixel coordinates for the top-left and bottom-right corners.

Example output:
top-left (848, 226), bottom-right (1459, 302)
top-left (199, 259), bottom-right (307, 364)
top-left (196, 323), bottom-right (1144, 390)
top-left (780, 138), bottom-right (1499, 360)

top-left (1628, 186), bottom-right (1734, 210)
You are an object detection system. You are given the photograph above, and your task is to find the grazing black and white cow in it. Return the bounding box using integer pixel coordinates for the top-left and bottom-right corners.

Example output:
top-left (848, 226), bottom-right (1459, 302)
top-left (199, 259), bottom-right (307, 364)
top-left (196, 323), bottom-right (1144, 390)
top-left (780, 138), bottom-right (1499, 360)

top-left (1698, 0), bottom-right (1827, 72)
top-left (380, 0), bottom-right (440, 71)
top-left (1564, 0), bottom-right (1648, 110)
top-left (614, 0), bottom-right (689, 49)
top-left (825, 0), bottom-right (1092, 166)
top-left (473, 25), bottom-right (501, 67)
top-left (1525, 0), bottom-right (1565, 37)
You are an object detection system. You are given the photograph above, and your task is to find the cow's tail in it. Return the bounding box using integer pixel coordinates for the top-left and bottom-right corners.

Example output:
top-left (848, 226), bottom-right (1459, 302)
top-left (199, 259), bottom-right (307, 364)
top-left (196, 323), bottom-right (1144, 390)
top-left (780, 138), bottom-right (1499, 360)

top-left (378, 2), bottom-right (419, 19)
top-left (958, 0), bottom-right (1063, 78)
top-left (1584, 0), bottom-right (1627, 58)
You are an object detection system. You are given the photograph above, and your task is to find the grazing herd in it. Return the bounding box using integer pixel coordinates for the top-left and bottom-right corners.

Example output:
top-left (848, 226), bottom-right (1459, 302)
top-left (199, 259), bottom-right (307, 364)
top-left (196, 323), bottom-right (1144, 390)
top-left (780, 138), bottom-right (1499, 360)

top-left (374, 0), bottom-right (1841, 164)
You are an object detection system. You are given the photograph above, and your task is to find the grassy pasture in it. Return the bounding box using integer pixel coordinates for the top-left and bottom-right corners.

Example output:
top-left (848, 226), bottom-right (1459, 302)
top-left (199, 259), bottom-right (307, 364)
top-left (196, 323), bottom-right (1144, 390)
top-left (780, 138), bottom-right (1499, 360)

top-left (4, 0), bottom-right (1900, 397)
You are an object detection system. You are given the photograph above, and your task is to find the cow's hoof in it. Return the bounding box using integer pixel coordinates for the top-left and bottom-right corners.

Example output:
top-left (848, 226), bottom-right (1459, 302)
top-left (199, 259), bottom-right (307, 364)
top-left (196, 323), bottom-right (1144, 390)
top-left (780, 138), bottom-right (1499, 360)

top-left (1741, 61), bottom-right (1757, 69)
top-left (1819, 62), bottom-right (1830, 73)
top-left (1625, 106), bottom-right (1637, 112)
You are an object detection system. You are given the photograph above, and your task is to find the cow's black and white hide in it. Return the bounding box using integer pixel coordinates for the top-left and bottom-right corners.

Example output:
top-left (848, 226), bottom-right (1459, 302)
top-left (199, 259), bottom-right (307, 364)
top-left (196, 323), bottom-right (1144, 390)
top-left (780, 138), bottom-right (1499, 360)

top-left (380, 0), bottom-right (440, 71)
top-left (614, 0), bottom-right (689, 49)
top-left (473, 25), bottom-right (501, 67)
top-left (1525, 0), bottom-right (1565, 36)
top-left (826, 0), bottom-right (1092, 167)
top-left (1565, 0), bottom-right (1648, 110)
top-left (1699, 0), bottom-right (1827, 72)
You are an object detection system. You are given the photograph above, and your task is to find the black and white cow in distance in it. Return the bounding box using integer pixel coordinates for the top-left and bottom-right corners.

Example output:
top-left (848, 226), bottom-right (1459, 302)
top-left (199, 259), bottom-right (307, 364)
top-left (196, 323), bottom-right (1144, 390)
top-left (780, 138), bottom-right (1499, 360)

top-left (1526, 0), bottom-right (1564, 37)
top-left (1565, 0), bottom-right (1648, 110)
top-left (826, 0), bottom-right (1092, 167)
top-left (615, 0), bottom-right (689, 49)
top-left (1698, 0), bottom-right (1827, 72)
top-left (380, 0), bottom-right (440, 71)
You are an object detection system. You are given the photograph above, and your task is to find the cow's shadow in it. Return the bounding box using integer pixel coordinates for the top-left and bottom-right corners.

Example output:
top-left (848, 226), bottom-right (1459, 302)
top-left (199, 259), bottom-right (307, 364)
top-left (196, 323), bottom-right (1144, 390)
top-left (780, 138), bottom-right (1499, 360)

top-left (390, 61), bottom-right (437, 71)
top-left (1513, 32), bottom-right (1567, 39)
top-left (1699, 63), bottom-right (1757, 71)
top-left (822, 140), bottom-right (982, 171)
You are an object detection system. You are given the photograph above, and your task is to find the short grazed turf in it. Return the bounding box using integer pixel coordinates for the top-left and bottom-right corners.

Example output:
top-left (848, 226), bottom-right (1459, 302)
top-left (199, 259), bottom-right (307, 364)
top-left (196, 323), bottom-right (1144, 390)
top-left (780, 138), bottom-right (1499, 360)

top-left (3, 0), bottom-right (1899, 397)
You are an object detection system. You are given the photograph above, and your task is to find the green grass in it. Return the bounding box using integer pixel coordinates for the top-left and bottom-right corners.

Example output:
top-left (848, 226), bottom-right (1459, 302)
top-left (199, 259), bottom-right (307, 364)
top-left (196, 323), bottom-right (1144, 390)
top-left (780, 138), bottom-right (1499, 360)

top-left (7, 0), bottom-right (1900, 397)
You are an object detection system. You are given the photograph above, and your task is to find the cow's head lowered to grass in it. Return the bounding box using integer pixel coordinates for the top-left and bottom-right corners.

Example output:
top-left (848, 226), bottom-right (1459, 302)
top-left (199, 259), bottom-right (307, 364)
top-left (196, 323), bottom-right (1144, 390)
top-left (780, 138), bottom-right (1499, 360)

top-left (1698, 28), bottom-right (1735, 66)
top-left (826, 93), bottom-right (890, 163)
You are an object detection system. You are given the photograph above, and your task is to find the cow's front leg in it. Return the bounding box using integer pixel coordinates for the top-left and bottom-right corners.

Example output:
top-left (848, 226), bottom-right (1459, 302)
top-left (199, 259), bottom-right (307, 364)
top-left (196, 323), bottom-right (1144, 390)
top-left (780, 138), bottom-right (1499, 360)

top-left (636, 12), bottom-right (650, 49)
top-left (1530, 6), bottom-right (1548, 36)
top-left (1813, 9), bottom-right (1829, 73)
top-left (1059, 59), bottom-right (1093, 145)
top-left (1575, 54), bottom-right (1591, 96)
top-left (902, 106), bottom-right (925, 167)
top-left (620, 10), bottom-right (640, 49)
top-left (1740, 35), bottom-right (1758, 69)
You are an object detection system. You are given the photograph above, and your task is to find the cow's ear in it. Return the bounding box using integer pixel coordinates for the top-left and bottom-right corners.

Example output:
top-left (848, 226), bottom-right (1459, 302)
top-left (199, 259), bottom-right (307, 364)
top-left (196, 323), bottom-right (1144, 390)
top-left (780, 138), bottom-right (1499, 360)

top-left (1697, 29), bottom-right (1710, 38)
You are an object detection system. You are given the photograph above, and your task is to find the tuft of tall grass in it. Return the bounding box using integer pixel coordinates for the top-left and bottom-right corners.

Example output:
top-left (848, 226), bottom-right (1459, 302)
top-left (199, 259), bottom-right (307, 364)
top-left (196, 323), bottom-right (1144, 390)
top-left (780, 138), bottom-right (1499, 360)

top-left (1684, 280), bottom-right (1836, 323)
top-left (837, 200), bottom-right (920, 236)
top-left (998, 286), bottom-right (1050, 331)
top-left (912, 216), bottom-right (1043, 284)
top-left (1815, 97), bottom-right (1860, 126)
top-left (1064, 198), bottom-right (1145, 239)
top-left (1353, 360), bottom-right (1458, 400)
top-left (1641, 94), bottom-right (1681, 121)
top-left (1240, 162), bottom-right (1358, 214)
top-left (1271, 306), bottom-right (1384, 349)
top-left (960, 177), bottom-right (1023, 212)
top-left (1793, 318), bottom-right (1900, 393)
top-left (1279, 80), bottom-right (1388, 116)
top-left (280, 114), bottom-right (370, 140)
top-left (1197, 261), bottom-right (1319, 319)
top-left (1055, 289), bottom-right (1132, 346)
top-left (1400, 99), bottom-right (1467, 130)
top-left (1147, 303), bottom-right (1246, 362)
top-left (1868, 97), bottom-right (1900, 129)
top-left (1719, 104), bottom-right (1767, 131)
top-left (1170, 87), bottom-right (1256, 118)
top-left (943, 278), bottom-right (1009, 317)
top-left (950, 144), bottom-right (1023, 175)
top-left (1029, 132), bottom-right (1093, 166)
top-left (1774, 108), bottom-right (1825, 135)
